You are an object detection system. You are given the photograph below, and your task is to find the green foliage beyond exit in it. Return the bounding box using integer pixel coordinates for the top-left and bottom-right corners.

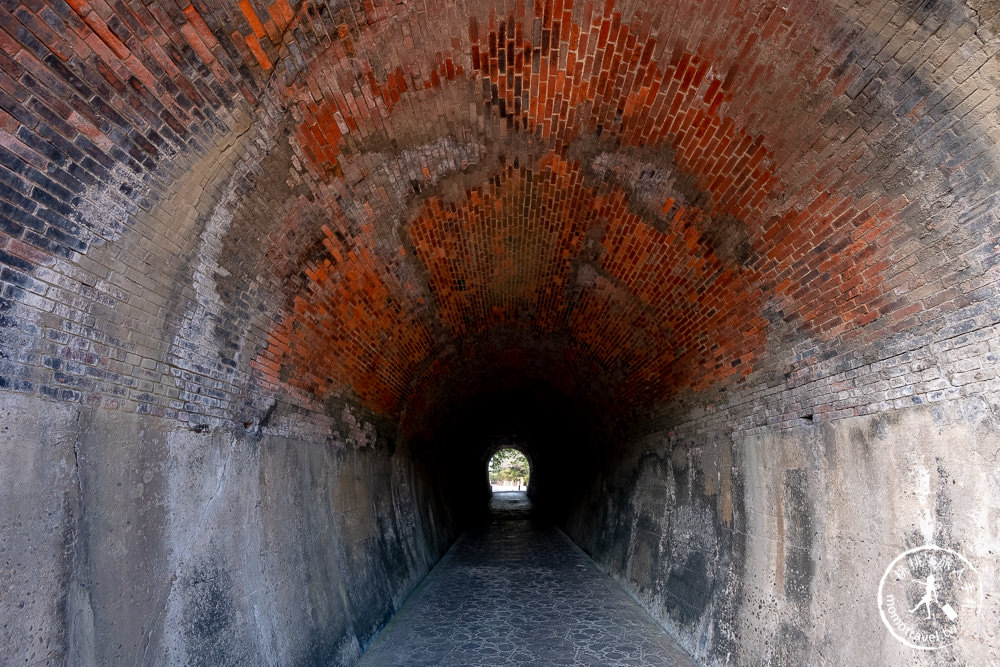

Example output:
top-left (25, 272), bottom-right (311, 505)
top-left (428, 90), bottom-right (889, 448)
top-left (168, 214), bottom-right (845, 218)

top-left (489, 449), bottom-right (530, 486)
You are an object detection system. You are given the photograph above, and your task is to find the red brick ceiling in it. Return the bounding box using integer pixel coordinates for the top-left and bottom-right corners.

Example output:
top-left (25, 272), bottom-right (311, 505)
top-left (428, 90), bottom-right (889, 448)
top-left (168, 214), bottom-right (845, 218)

top-left (4, 0), bottom-right (996, 431)
top-left (247, 0), bottom-right (917, 426)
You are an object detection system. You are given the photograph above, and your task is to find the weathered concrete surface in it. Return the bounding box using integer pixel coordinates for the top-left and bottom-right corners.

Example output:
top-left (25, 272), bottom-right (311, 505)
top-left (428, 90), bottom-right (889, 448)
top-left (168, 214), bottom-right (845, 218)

top-left (0, 396), bottom-right (79, 664)
top-left (566, 398), bottom-right (1000, 665)
top-left (0, 393), bottom-right (454, 665)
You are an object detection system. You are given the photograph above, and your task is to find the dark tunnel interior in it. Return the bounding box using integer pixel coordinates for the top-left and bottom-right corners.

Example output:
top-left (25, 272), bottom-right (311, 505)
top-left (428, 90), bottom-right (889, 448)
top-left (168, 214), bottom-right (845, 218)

top-left (418, 382), bottom-right (605, 526)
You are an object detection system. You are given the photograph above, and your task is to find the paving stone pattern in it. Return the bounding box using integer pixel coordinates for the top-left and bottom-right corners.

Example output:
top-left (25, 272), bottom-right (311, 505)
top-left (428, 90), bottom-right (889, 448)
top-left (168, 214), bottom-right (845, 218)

top-left (358, 492), bottom-right (698, 666)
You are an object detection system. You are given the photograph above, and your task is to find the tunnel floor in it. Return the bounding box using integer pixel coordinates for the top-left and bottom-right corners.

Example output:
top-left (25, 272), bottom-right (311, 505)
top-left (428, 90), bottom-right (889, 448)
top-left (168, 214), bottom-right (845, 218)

top-left (357, 491), bottom-right (698, 666)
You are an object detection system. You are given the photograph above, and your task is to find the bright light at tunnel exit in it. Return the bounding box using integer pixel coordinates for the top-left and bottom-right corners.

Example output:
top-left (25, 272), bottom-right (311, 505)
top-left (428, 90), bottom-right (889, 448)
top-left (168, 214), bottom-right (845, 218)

top-left (488, 448), bottom-right (531, 491)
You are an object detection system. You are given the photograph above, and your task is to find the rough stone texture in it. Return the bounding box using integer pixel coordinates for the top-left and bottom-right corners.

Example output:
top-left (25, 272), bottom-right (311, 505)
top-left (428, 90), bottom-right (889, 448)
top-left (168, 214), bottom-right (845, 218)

top-left (0, 394), bottom-right (453, 665)
top-left (566, 397), bottom-right (1000, 665)
top-left (1, 0), bottom-right (1000, 664)
top-left (0, 396), bottom-right (78, 664)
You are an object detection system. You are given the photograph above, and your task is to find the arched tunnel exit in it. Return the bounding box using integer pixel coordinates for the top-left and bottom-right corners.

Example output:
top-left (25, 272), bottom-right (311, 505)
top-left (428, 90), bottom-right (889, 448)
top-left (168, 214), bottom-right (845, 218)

top-left (1, 0), bottom-right (999, 665)
top-left (412, 383), bottom-right (608, 528)
top-left (485, 444), bottom-right (532, 494)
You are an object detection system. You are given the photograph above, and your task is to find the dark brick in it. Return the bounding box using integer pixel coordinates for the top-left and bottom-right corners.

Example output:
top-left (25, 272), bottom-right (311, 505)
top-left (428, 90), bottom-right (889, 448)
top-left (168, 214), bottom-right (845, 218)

top-left (72, 135), bottom-right (116, 171)
top-left (128, 129), bottom-right (159, 159)
top-left (35, 206), bottom-right (81, 236)
top-left (30, 185), bottom-right (75, 217)
top-left (2, 282), bottom-right (26, 301)
top-left (31, 106), bottom-right (82, 151)
top-left (43, 162), bottom-right (88, 194)
top-left (87, 95), bottom-right (129, 131)
top-left (0, 88), bottom-right (37, 128)
top-left (14, 124), bottom-right (67, 165)
top-left (60, 388), bottom-right (81, 401)
top-left (0, 248), bottom-right (34, 273)
top-left (0, 163), bottom-right (28, 195)
top-left (0, 179), bottom-right (36, 212)
top-left (44, 225), bottom-right (88, 253)
top-left (0, 13), bottom-right (47, 60)
top-left (68, 157), bottom-right (107, 186)
top-left (1, 266), bottom-right (34, 290)
top-left (0, 211), bottom-right (24, 237)
top-left (22, 229), bottom-right (71, 258)
top-left (0, 200), bottom-right (44, 232)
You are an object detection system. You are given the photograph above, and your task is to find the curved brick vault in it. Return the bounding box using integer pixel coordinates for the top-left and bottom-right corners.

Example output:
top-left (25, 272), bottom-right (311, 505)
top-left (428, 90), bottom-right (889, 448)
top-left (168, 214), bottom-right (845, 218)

top-left (4, 0), bottom-right (996, 431)
top-left (1, 0), bottom-right (1000, 665)
top-left (224, 0), bottom-right (991, 433)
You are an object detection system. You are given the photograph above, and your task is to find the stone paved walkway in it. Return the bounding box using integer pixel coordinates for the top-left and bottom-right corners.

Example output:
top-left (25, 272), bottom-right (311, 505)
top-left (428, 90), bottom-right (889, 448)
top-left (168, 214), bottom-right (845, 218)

top-left (357, 491), bottom-right (699, 666)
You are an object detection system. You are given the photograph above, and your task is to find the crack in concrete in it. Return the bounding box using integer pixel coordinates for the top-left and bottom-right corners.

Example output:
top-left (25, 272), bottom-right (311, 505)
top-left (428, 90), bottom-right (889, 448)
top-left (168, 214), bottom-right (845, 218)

top-left (65, 408), bottom-right (94, 666)
top-left (136, 433), bottom-right (239, 667)
top-left (71, 409), bottom-right (85, 501)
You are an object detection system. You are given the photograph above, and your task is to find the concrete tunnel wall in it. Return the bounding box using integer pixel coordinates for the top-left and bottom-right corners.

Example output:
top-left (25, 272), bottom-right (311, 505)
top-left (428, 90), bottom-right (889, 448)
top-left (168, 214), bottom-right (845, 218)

top-left (0, 0), bottom-right (999, 664)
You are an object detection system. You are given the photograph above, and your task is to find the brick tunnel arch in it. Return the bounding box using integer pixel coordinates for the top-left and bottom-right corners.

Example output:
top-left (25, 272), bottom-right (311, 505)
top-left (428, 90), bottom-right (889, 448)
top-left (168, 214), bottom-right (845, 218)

top-left (1, 1), bottom-right (999, 665)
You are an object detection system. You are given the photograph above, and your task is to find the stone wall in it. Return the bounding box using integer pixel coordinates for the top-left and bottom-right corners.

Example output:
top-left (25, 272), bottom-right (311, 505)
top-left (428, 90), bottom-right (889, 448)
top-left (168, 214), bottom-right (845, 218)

top-left (0, 393), bottom-right (455, 664)
top-left (566, 390), bottom-right (1000, 665)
